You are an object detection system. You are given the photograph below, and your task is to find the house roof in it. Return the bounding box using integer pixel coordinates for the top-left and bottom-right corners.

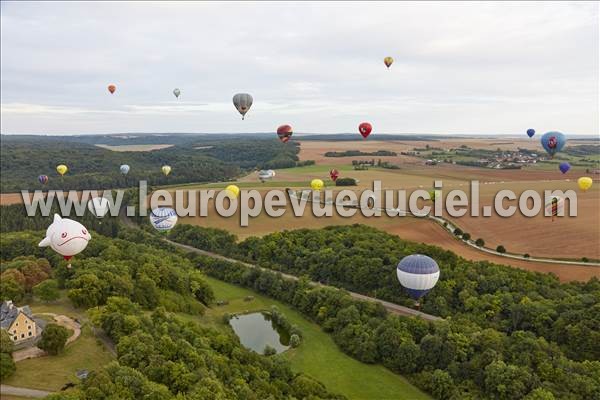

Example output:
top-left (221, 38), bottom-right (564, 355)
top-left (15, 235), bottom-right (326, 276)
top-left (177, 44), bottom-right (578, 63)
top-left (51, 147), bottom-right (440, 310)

top-left (1, 300), bottom-right (35, 330)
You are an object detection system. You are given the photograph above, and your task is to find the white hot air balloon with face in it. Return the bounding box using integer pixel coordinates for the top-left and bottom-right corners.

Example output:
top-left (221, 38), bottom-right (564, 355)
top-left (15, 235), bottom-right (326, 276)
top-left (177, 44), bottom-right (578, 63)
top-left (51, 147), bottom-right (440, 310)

top-left (39, 214), bottom-right (91, 267)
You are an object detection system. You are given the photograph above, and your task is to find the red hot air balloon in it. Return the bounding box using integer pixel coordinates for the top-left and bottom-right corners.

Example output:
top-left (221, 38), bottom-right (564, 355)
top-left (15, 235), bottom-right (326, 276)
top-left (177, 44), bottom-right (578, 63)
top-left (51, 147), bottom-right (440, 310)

top-left (108, 84), bottom-right (116, 94)
top-left (277, 125), bottom-right (293, 143)
top-left (358, 122), bottom-right (372, 139)
top-left (329, 169), bottom-right (340, 182)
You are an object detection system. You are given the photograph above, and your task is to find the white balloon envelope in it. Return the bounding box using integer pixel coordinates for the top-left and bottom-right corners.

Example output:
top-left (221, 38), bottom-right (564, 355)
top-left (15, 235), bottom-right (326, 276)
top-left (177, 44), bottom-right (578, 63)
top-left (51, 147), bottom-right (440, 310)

top-left (150, 207), bottom-right (178, 231)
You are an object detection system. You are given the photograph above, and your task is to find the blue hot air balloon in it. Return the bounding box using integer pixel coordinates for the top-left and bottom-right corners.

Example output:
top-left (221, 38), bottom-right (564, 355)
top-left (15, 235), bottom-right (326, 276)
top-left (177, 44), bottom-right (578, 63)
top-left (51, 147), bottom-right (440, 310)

top-left (120, 164), bottom-right (130, 175)
top-left (540, 131), bottom-right (566, 158)
top-left (559, 162), bottom-right (571, 174)
top-left (396, 254), bottom-right (440, 300)
top-left (38, 175), bottom-right (49, 184)
top-left (149, 207), bottom-right (178, 232)
top-left (526, 129), bottom-right (535, 138)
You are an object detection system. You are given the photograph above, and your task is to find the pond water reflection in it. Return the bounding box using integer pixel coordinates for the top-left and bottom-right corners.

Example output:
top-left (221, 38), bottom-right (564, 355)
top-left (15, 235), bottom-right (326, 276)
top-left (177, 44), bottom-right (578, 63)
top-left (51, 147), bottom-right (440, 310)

top-left (229, 312), bottom-right (290, 354)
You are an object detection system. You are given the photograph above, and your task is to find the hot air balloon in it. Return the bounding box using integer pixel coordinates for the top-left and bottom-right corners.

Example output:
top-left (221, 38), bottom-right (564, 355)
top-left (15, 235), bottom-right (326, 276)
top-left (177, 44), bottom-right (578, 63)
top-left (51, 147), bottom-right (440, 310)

top-left (258, 170), bottom-right (272, 182)
top-left (545, 196), bottom-right (564, 222)
top-left (173, 88), bottom-right (181, 99)
top-left (162, 165), bottom-right (172, 176)
top-left (88, 197), bottom-right (110, 218)
top-left (311, 179), bottom-right (324, 191)
top-left (540, 131), bottom-right (566, 158)
top-left (233, 93), bottom-right (253, 119)
top-left (578, 177), bottom-right (593, 191)
top-left (396, 254), bottom-right (440, 300)
top-left (120, 164), bottom-right (130, 175)
top-left (559, 162), bottom-right (571, 174)
top-left (149, 207), bottom-right (178, 232)
top-left (277, 125), bottom-right (293, 143)
top-left (527, 129), bottom-right (535, 138)
top-left (39, 214), bottom-right (91, 268)
top-left (359, 122), bottom-right (372, 139)
top-left (108, 84), bottom-right (116, 94)
top-left (56, 164), bottom-right (68, 176)
top-left (329, 169), bottom-right (340, 182)
top-left (38, 175), bottom-right (49, 185)
top-left (384, 57), bottom-right (394, 69)
top-left (225, 185), bottom-right (240, 198)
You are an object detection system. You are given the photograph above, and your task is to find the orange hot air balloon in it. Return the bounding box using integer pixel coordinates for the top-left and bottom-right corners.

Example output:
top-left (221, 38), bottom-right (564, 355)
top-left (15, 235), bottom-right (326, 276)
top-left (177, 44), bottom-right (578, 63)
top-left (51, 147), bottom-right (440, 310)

top-left (108, 84), bottom-right (116, 94)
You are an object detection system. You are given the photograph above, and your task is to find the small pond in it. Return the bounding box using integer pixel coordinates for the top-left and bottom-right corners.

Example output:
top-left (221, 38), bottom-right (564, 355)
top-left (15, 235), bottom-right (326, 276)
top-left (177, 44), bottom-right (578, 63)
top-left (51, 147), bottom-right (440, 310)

top-left (229, 312), bottom-right (290, 354)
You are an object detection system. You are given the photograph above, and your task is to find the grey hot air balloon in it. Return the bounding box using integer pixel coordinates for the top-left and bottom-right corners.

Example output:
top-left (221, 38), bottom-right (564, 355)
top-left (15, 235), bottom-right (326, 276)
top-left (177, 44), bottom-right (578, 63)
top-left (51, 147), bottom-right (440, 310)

top-left (173, 88), bottom-right (181, 99)
top-left (233, 93), bottom-right (253, 120)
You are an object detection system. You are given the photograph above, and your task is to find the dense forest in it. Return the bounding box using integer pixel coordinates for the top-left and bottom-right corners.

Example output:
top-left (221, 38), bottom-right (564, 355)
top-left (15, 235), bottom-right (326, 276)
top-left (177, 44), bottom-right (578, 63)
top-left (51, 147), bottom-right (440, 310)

top-left (169, 223), bottom-right (600, 399)
top-left (0, 135), bottom-right (300, 192)
top-left (0, 229), bottom-right (344, 400)
top-left (1, 204), bottom-right (599, 399)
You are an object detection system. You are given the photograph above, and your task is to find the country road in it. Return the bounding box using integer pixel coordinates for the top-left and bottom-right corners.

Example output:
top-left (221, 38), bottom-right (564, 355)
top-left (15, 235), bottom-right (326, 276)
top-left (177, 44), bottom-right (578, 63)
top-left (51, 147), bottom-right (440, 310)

top-left (165, 239), bottom-right (442, 321)
top-left (0, 384), bottom-right (52, 398)
top-left (121, 210), bottom-right (440, 321)
top-left (290, 190), bottom-right (600, 267)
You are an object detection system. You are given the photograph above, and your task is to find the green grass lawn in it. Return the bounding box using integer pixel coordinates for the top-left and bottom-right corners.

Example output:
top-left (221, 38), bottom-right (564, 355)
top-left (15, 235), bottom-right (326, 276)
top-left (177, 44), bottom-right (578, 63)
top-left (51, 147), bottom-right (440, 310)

top-left (185, 276), bottom-right (430, 400)
top-left (28, 292), bottom-right (85, 321)
top-left (3, 325), bottom-right (114, 392)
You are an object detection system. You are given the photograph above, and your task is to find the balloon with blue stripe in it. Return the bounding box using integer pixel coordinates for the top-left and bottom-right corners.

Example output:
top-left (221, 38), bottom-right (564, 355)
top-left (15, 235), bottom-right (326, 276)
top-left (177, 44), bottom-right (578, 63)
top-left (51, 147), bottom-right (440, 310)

top-left (149, 207), bottom-right (178, 232)
top-left (396, 254), bottom-right (440, 300)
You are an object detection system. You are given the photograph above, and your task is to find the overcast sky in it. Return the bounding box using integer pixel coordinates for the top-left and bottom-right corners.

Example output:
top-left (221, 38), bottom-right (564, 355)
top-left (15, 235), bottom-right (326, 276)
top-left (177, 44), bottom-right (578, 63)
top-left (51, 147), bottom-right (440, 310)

top-left (1, 1), bottom-right (598, 135)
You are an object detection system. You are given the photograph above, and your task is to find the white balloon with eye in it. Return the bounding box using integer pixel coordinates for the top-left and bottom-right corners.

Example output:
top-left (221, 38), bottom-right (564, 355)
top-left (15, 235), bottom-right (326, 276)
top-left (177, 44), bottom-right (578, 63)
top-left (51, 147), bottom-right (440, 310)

top-left (38, 214), bottom-right (91, 261)
top-left (88, 197), bottom-right (110, 218)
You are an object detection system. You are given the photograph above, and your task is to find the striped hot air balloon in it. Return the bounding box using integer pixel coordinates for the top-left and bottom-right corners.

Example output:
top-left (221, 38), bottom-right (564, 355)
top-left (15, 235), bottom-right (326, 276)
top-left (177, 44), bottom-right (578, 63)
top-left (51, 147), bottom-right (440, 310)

top-left (149, 207), bottom-right (178, 231)
top-left (396, 254), bottom-right (440, 300)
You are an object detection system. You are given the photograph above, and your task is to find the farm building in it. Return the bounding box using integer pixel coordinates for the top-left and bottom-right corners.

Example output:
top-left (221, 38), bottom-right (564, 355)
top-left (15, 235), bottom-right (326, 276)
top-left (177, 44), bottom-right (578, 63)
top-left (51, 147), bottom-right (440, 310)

top-left (0, 300), bottom-right (40, 343)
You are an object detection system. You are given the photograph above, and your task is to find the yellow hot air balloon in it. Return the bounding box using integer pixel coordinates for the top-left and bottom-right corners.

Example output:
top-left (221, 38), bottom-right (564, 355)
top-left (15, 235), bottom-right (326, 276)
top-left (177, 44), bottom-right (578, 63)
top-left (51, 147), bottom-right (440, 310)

top-left (311, 179), bottom-right (324, 191)
top-left (225, 184), bottom-right (240, 198)
top-left (577, 177), bottom-right (593, 191)
top-left (56, 164), bottom-right (68, 176)
top-left (384, 56), bottom-right (394, 68)
top-left (161, 165), bottom-right (172, 176)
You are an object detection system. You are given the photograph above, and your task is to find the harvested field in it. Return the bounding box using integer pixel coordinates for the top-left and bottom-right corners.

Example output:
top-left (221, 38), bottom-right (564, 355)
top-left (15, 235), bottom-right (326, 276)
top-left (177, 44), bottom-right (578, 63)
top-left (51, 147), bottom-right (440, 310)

top-left (95, 144), bottom-right (173, 152)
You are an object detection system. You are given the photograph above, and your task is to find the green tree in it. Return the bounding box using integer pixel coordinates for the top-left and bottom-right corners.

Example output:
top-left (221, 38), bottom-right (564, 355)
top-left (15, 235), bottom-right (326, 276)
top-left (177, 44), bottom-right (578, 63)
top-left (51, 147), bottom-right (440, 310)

top-left (264, 345), bottom-right (277, 356)
top-left (0, 329), bottom-right (14, 355)
top-left (0, 275), bottom-right (25, 302)
top-left (475, 238), bottom-right (485, 247)
top-left (33, 279), bottom-right (60, 302)
top-left (289, 334), bottom-right (301, 348)
top-left (524, 388), bottom-right (556, 400)
top-left (496, 245), bottom-right (506, 253)
top-left (462, 232), bottom-right (471, 241)
top-left (0, 352), bottom-right (16, 379)
top-left (38, 323), bottom-right (70, 355)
